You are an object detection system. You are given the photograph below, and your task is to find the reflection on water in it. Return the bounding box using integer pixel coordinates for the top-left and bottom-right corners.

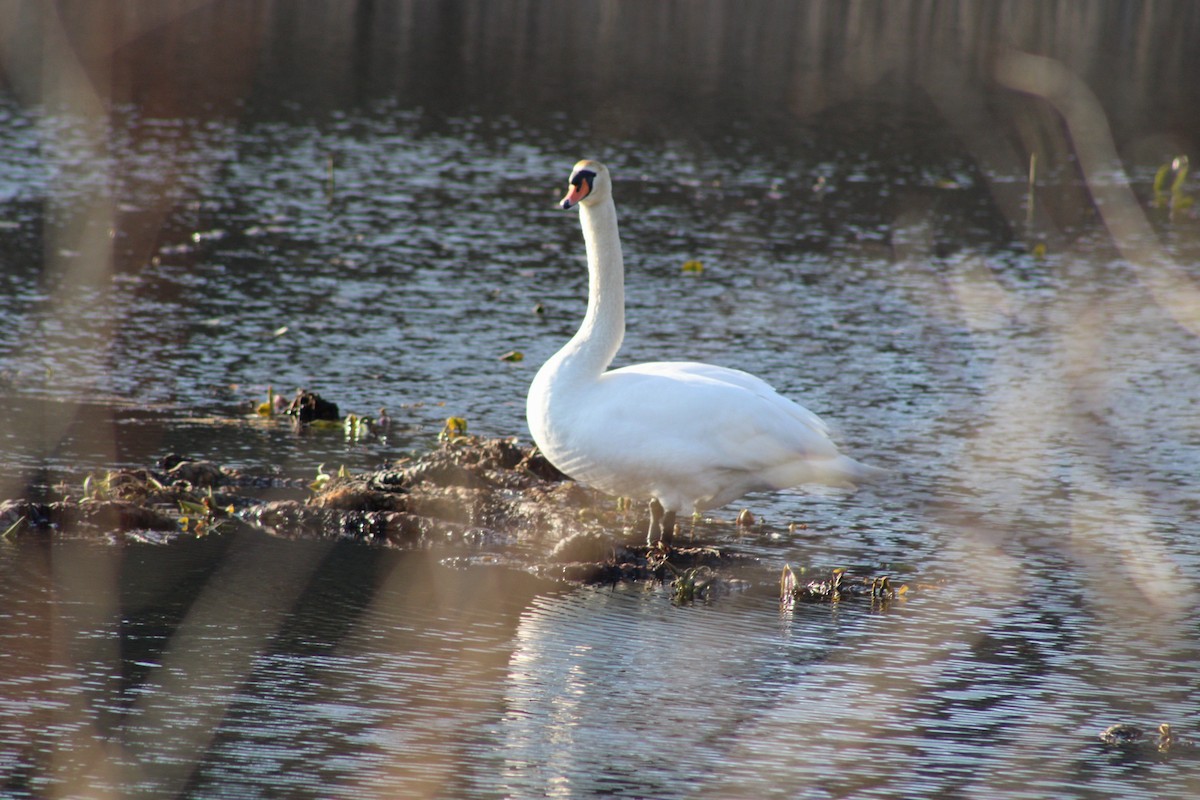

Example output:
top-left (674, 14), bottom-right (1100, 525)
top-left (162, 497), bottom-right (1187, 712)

top-left (497, 575), bottom-right (1200, 800)
top-left (2, 1), bottom-right (1200, 798)
top-left (492, 586), bottom-right (839, 798)
top-left (6, 534), bottom-right (1198, 798)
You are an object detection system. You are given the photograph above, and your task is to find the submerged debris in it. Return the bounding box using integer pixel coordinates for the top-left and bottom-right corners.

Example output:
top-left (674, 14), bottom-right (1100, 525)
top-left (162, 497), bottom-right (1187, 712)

top-left (780, 564), bottom-right (909, 608)
top-left (1098, 723), bottom-right (1148, 746)
top-left (284, 389), bottom-right (340, 423)
top-left (0, 497), bottom-right (180, 537)
top-left (0, 434), bottom-right (647, 574)
top-left (158, 454), bottom-right (228, 488)
top-left (541, 539), bottom-right (756, 587)
top-left (667, 562), bottom-right (751, 605)
top-left (1099, 722), bottom-right (1197, 753)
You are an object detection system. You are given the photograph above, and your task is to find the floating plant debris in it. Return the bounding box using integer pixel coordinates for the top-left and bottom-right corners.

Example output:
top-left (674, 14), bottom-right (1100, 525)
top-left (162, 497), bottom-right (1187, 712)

top-left (780, 564), bottom-right (909, 608)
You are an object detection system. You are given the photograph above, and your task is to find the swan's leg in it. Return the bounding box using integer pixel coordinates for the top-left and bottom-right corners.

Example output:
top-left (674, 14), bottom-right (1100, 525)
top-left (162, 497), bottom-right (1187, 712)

top-left (660, 510), bottom-right (677, 547)
top-left (648, 500), bottom-right (678, 546)
top-left (647, 499), bottom-right (665, 545)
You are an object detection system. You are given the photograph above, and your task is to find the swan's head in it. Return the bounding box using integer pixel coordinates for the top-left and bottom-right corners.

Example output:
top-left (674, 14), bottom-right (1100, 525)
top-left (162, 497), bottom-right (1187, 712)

top-left (561, 160), bottom-right (611, 210)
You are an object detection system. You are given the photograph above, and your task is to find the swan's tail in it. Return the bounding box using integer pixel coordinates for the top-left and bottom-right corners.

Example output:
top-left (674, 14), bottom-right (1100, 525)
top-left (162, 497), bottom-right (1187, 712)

top-left (835, 455), bottom-right (889, 487)
top-left (763, 454), bottom-right (888, 492)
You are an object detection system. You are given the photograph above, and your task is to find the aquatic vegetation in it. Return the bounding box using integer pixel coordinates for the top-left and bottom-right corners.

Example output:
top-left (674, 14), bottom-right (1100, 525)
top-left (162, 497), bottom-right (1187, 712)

top-left (1155, 723), bottom-right (1195, 752)
top-left (255, 385), bottom-right (278, 416)
top-left (671, 565), bottom-right (715, 604)
top-left (681, 259), bottom-right (704, 273)
top-left (0, 457), bottom-right (257, 540)
top-left (780, 564), bottom-right (907, 608)
top-left (177, 494), bottom-right (237, 537)
top-left (0, 423), bottom-right (888, 599)
top-left (310, 463), bottom-right (350, 492)
top-left (258, 387), bottom-right (392, 442)
top-left (1153, 155), bottom-right (1192, 214)
top-left (499, 350), bottom-right (525, 362)
top-left (1, 515), bottom-right (24, 539)
top-left (439, 416), bottom-right (470, 443)
top-left (0, 427), bottom-right (777, 590)
top-left (343, 413), bottom-right (373, 442)
top-left (310, 464), bottom-right (330, 492)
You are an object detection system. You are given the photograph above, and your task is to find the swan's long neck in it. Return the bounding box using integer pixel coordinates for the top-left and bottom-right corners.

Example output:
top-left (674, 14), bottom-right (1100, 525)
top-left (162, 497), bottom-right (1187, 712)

top-left (560, 195), bottom-right (624, 378)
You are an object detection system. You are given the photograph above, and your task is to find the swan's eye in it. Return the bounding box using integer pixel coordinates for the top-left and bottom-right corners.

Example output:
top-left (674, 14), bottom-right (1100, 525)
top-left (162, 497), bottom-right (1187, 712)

top-left (571, 170), bottom-right (597, 196)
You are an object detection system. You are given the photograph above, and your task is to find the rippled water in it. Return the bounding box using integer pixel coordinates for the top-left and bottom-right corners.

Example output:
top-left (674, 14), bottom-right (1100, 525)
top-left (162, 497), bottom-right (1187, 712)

top-left (3, 2), bottom-right (1200, 798)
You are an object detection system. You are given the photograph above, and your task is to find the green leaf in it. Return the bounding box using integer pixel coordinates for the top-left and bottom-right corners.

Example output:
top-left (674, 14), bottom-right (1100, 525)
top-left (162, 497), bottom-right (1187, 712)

top-left (178, 499), bottom-right (209, 517)
top-left (1, 516), bottom-right (25, 539)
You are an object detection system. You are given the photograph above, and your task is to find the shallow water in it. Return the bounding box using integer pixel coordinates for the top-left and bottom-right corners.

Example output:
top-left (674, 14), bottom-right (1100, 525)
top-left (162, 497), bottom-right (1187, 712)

top-left (3, 2), bottom-right (1200, 798)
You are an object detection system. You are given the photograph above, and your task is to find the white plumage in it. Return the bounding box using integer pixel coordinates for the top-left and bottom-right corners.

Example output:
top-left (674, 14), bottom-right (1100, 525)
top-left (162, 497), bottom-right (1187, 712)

top-left (527, 160), bottom-right (881, 545)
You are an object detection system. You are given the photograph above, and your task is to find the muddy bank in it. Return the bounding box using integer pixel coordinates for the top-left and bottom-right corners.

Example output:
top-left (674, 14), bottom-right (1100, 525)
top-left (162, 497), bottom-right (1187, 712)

top-left (0, 434), bottom-right (764, 589)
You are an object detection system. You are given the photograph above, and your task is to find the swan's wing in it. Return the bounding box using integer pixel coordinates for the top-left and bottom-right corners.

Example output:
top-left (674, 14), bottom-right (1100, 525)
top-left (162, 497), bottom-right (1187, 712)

top-left (541, 360), bottom-right (868, 508)
top-left (595, 361), bottom-right (842, 470)
top-left (607, 361), bottom-right (832, 440)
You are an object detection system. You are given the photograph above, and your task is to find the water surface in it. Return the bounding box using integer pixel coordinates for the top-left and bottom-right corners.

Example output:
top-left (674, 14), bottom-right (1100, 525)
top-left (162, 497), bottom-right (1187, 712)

top-left (2, 2), bottom-right (1200, 798)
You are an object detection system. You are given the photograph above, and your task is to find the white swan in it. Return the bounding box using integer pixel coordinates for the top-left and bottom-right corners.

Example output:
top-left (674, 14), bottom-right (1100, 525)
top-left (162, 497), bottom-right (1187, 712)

top-left (527, 160), bottom-right (882, 545)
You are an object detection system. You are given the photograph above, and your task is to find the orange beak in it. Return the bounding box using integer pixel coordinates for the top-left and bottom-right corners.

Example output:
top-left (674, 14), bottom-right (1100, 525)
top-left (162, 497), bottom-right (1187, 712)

top-left (560, 176), bottom-right (591, 210)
